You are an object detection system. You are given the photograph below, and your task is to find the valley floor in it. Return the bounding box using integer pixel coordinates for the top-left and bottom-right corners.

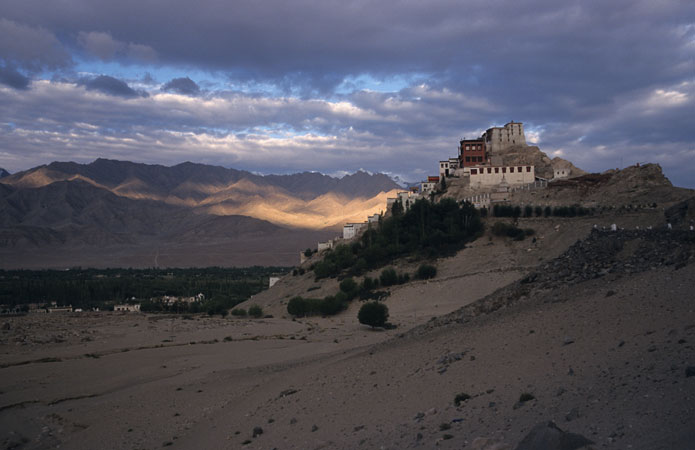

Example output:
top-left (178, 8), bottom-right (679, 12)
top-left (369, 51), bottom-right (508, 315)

top-left (1, 223), bottom-right (694, 450)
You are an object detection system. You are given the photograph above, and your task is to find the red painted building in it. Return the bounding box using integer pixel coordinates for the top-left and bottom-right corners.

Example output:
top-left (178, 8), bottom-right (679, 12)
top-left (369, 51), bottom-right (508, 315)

top-left (459, 138), bottom-right (487, 167)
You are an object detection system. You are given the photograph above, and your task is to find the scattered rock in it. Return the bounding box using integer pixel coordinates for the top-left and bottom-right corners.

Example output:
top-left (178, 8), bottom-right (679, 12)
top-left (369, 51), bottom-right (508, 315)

top-left (565, 407), bottom-right (581, 422)
top-left (514, 421), bottom-right (595, 450)
top-left (252, 426), bottom-right (263, 438)
top-left (563, 337), bottom-right (575, 346)
top-left (311, 424), bottom-right (318, 432)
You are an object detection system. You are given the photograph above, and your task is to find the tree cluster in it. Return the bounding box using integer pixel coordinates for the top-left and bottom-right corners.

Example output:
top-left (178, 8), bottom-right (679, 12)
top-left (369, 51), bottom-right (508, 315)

top-left (312, 198), bottom-right (482, 280)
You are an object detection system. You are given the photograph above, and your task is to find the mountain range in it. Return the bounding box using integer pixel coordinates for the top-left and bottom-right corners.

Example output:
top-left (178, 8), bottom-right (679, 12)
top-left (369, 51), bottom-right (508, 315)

top-left (0, 159), bottom-right (402, 268)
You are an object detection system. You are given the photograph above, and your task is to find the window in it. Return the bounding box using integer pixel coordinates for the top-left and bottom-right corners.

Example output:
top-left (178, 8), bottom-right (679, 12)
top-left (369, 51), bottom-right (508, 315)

top-left (487, 168), bottom-right (492, 174)
top-left (518, 167), bottom-right (522, 172)
top-left (471, 169), bottom-right (477, 175)
top-left (526, 166), bottom-right (531, 172)
top-left (465, 156), bottom-right (470, 162)
top-left (510, 167), bottom-right (514, 173)
top-left (495, 168), bottom-right (499, 173)
top-left (502, 168), bottom-right (507, 173)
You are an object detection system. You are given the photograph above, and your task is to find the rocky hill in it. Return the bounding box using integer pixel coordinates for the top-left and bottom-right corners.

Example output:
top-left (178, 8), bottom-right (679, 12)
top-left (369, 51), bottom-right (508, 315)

top-left (0, 168), bottom-right (9, 178)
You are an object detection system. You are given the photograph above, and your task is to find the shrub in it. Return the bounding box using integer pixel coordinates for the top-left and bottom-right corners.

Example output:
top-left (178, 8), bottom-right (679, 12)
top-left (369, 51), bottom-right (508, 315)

top-left (380, 267), bottom-right (399, 286)
top-left (304, 248), bottom-right (313, 257)
top-left (231, 308), bottom-right (247, 317)
top-left (248, 304), bottom-right (263, 318)
top-left (339, 277), bottom-right (359, 298)
top-left (319, 295), bottom-right (345, 316)
top-left (287, 296), bottom-right (307, 316)
top-left (397, 273), bottom-right (410, 284)
top-left (416, 264), bottom-right (437, 280)
top-left (358, 302), bottom-right (389, 328)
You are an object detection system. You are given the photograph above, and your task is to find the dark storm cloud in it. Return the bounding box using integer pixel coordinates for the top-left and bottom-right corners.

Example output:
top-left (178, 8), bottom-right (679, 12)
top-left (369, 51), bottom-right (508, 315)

top-left (1, 0), bottom-right (694, 187)
top-left (0, 64), bottom-right (30, 89)
top-left (81, 75), bottom-right (148, 98)
top-left (0, 18), bottom-right (71, 71)
top-left (161, 77), bottom-right (200, 96)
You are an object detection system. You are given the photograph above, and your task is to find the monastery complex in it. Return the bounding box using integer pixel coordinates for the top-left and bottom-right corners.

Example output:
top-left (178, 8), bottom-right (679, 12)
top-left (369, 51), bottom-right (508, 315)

top-left (311, 121), bottom-right (576, 257)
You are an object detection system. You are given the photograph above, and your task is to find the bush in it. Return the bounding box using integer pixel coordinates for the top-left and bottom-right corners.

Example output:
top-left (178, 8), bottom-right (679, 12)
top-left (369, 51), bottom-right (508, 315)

top-left (358, 301), bottom-right (389, 328)
top-left (231, 308), bottom-right (247, 317)
top-left (319, 295), bottom-right (345, 316)
top-left (491, 222), bottom-right (525, 240)
top-left (416, 264), bottom-right (437, 280)
top-left (339, 277), bottom-right (359, 299)
top-left (379, 267), bottom-right (399, 287)
top-left (287, 296), bottom-right (307, 316)
top-left (248, 304), bottom-right (263, 318)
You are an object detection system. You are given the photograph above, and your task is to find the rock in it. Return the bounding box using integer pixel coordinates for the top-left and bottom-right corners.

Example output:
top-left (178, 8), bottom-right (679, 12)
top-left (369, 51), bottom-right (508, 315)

top-left (563, 337), bottom-right (575, 346)
top-left (514, 421), bottom-right (595, 450)
top-left (252, 426), bottom-right (263, 438)
top-left (565, 407), bottom-right (580, 422)
top-left (311, 424), bottom-right (318, 432)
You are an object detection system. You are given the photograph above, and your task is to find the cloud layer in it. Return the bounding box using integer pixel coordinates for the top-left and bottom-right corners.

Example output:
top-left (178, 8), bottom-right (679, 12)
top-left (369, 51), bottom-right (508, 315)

top-left (0, 0), bottom-right (693, 186)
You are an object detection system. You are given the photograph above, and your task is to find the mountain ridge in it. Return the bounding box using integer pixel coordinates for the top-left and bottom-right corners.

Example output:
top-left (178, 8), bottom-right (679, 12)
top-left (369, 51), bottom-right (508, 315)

top-left (0, 160), bottom-right (401, 268)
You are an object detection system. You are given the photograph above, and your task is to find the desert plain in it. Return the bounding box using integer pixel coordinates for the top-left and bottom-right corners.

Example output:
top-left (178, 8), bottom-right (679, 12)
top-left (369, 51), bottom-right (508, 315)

top-left (2, 211), bottom-right (694, 450)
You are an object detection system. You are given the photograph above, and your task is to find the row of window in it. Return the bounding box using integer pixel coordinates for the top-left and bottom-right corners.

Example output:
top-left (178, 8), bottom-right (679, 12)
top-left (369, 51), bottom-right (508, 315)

top-left (464, 144), bottom-right (483, 150)
top-left (470, 166), bottom-right (532, 175)
top-left (465, 156), bottom-right (484, 162)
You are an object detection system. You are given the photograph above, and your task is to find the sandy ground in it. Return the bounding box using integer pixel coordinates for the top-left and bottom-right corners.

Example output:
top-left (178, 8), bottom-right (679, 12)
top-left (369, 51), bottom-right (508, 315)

top-left (1, 216), bottom-right (694, 449)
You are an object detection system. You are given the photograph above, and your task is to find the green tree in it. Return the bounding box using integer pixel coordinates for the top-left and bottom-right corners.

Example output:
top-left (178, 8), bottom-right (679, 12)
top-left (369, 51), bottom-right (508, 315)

top-left (358, 302), bottom-right (389, 328)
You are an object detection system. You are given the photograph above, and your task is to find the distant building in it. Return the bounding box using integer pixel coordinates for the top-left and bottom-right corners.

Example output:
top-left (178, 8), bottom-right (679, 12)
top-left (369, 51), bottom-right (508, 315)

top-left (459, 138), bottom-right (487, 167)
top-left (343, 222), bottom-right (367, 240)
top-left (114, 304), bottom-right (141, 312)
top-left (554, 168), bottom-right (571, 179)
top-left (484, 121), bottom-right (526, 154)
top-left (268, 277), bottom-right (280, 288)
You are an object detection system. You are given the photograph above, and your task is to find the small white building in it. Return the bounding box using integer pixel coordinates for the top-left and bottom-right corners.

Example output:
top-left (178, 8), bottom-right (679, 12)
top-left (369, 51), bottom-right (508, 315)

top-left (317, 240), bottom-right (334, 251)
top-left (114, 304), bottom-right (141, 312)
top-left (343, 222), bottom-right (367, 240)
top-left (439, 160), bottom-right (451, 178)
top-left (553, 168), bottom-right (571, 179)
top-left (367, 213), bottom-right (381, 224)
top-left (268, 276), bottom-right (280, 288)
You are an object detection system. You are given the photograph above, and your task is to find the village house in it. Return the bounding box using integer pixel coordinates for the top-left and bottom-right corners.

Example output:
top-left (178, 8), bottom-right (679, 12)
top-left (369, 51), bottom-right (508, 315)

top-left (343, 222), bottom-right (367, 239)
top-left (114, 304), bottom-right (141, 312)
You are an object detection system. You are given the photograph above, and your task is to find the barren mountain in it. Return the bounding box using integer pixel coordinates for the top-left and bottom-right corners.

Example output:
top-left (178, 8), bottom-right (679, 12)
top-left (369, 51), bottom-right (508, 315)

top-left (1, 159), bottom-right (400, 228)
top-left (0, 160), bottom-right (402, 268)
top-left (0, 168), bottom-right (9, 178)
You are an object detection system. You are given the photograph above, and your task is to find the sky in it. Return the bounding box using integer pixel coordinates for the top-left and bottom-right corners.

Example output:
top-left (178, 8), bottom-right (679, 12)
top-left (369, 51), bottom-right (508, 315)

top-left (0, 0), bottom-right (693, 187)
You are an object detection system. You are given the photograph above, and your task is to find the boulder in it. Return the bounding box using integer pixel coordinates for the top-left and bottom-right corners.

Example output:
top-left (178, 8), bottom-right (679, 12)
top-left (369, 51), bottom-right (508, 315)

top-left (514, 421), bottom-right (595, 450)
